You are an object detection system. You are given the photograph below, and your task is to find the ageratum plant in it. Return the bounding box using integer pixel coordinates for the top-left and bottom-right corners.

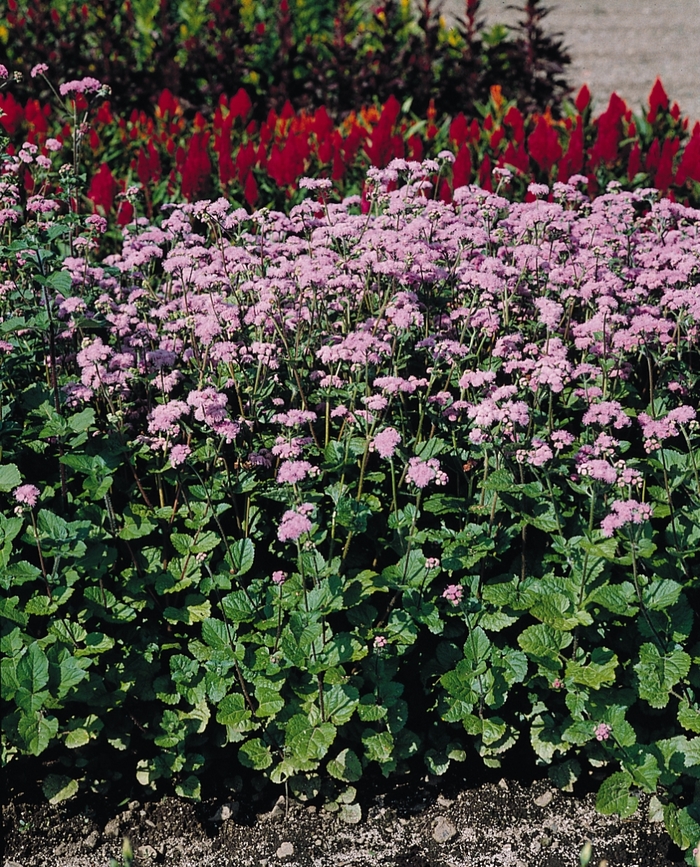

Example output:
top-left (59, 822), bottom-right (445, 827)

top-left (1, 92), bottom-right (700, 855)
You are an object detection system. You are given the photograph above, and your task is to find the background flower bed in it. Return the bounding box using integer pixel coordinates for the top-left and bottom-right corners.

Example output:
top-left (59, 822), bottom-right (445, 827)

top-left (2, 0), bottom-right (572, 121)
top-left (3, 74), bottom-right (699, 234)
top-left (1, 134), bottom-right (700, 857)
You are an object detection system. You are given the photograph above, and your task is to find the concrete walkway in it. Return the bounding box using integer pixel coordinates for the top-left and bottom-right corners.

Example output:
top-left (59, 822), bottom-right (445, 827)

top-left (440, 0), bottom-right (700, 123)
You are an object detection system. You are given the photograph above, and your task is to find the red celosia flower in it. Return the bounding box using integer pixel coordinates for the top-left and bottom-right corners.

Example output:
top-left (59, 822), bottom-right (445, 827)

top-left (558, 120), bottom-right (583, 182)
top-left (655, 137), bottom-right (679, 191)
top-left (478, 154), bottom-right (492, 190)
top-left (503, 105), bottom-right (525, 144)
top-left (500, 141), bottom-right (528, 174)
top-left (527, 115), bottom-right (562, 174)
top-left (675, 122), bottom-right (700, 185)
top-left (229, 88), bottom-right (253, 121)
top-left (0, 93), bottom-right (24, 135)
top-left (87, 162), bottom-right (117, 214)
top-left (647, 77), bottom-right (669, 123)
top-left (627, 141), bottom-right (642, 182)
top-left (452, 144), bottom-right (472, 189)
top-left (589, 92), bottom-right (627, 167)
top-left (365, 95), bottom-right (402, 168)
top-left (575, 84), bottom-right (591, 113)
top-left (244, 171), bottom-right (258, 208)
top-left (449, 113), bottom-right (468, 145)
top-left (180, 132), bottom-right (211, 201)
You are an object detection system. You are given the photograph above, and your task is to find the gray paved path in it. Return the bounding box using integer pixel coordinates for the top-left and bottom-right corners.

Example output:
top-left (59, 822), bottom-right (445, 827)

top-left (440, 0), bottom-right (700, 122)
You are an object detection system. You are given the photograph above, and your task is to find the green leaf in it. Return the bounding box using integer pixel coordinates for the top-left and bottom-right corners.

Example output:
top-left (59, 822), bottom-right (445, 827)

top-left (643, 579), bottom-right (682, 611)
top-left (362, 730), bottom-right (393, 763)
top-left (588, 583), bottom-right (637, 615)
top-left (216, 693), bottom-right (252, 729)
top-left (483, 469), bottom-right (515, 492)
top-left (596, 771), bottom-right (638, 818)
top-left (0, 464), bottom-right (22, 492)
top-left (663, 803), bottom-right (700, 850)
top-left (42, 774), bottom-right (79, 804)
top-left (65, 728), bottom-right (91, 749)
top-left (254, 686), bottom-right (285, 717)
top-left (36, 509), bottom-right (68, 541)
top-left (623, 751), bottom-right (660, 793)
top-left (518, 624), bottom-right (572, 665)
top-left (221, 590), bottom-right (255, 623)
top-left (67, 407), bottom-right (95, 433)
top-left (175, 775), bottom-right (201, 800)
top-left (58, 656), bottom-right (88, 697)
top-left (202, 618), bottom-right (230, 650)
top-left (322, 684), bottom-right (359, 725)
top-left (17, 643), bottom-right (49, 693)
top-left (239, 738), bottom-right (273, 770)
top-left (18, 712), bottom-right (59, 755)
top-left (339, 802), bottom-right (362, 824)
top-left (565, 649), bottom-right (618, 690)
top-left (327, 748), bottom-right (363, 782)
top-left (46, 270), bottom-right (73, 295)
top-left (634, 643), bottom-right (691, 708)
top-left (287, 716), bottom-right (336, 763)
top-left (228, 538), bottom-right (254, 577)
top-left (678, 701), bottom-right (700, 734)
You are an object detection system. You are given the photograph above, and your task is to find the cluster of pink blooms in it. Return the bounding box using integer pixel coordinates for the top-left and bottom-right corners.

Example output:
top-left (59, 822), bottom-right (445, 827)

top-left (370, 427), bottom-right (401, 459)
top-left (277, 504), bottom-right (314, 542)
top-left (406, 457), bottom-right (448, 489)
top-left (637, 406), bottom-right (696, 451)
top-left (59, 77), bottom-right (103, 96)
top-left (442, 585), bottom-right (464, 606)
top-left (600, 500), bottom-right (653, 537)
top-left (9, 157), bottom-right (693, 570)
top-left (13, 484), bottom-right (40, 507)
top-left (594, 723), bottom-right (612, 741)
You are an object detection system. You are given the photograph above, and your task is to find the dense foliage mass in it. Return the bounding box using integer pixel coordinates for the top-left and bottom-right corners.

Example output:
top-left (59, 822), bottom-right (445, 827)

top-left (1, 126), bottom-right (700, 853)
top-left (3, 0), bottom-right (572, 120)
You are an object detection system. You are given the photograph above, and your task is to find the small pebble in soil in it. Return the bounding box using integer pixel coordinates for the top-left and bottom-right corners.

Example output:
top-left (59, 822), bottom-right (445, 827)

top-left (535, 790), bottom-right (554, 807)
top-left (432, 816), bottom-right (457, 843)
top-left (276, 841), bottom-right (294, 859)
top-left (103, 817), bottom-right (121, 838)
top-left (84, 830), bottom-right (100, 850)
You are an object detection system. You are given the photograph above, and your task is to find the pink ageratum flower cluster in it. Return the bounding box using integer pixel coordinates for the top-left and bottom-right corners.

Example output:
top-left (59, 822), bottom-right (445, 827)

top-left (13, 484), bottom-right (40, 507)
top-left (406, 456), bottom-right (448, 489)
top-left (637, 406), bottom-right (696, 451)
top-left (59, 77), bottom-right (103, 96)
top-left (594, 723), bottom-right (612, 741)
top-left (442, 585), bottom-right (463, 606)
top-left (277, 504), bottom-right (314, 542)
top-left (28, 159), bottom-right (696, 597)
top-left (370, 427), bottom-right (401, 459)
top-left (600, 500), bottom-right (653, 537)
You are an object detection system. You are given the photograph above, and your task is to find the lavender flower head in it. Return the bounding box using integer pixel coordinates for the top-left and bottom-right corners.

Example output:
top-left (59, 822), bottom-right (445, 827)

top-left (14, 484), bottom-right (40, 507)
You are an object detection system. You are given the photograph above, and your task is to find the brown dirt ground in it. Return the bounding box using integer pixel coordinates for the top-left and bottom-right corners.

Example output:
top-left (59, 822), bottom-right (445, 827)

top-left (441, 0), bottom-right (700, 123)
top-left (2, 771), bottom-right (688, 867)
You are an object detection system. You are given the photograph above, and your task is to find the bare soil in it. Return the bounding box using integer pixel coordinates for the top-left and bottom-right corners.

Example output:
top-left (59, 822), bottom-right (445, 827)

top-left (442, 0), bottom-right (700, 123)
top-left (2, 771), bottom-right (687, 867)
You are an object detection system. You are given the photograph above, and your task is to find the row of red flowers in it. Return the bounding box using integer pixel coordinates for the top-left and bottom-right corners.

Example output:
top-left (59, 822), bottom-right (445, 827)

top-left (2, 78), bottom-right (699, 222)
